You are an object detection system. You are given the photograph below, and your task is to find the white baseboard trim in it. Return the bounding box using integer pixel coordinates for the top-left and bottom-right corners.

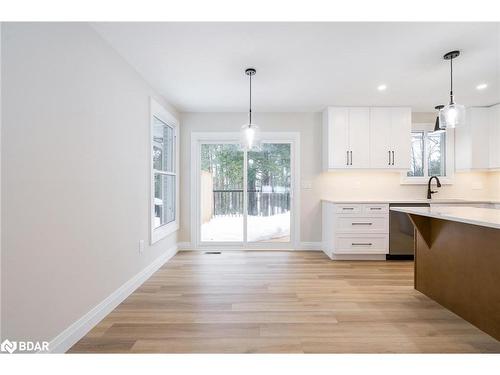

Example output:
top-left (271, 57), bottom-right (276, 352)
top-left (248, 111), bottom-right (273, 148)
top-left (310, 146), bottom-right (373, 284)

top-left (330, 253), bottom-right (387, 261)
top-left (46, 245), bottom-right (178, 353)
top-left (177, 241), bottom-right (194, 250)
top-left (177, 242), bottom-right (322, 251)
top-left (299, 242), bottom-right (322, 251)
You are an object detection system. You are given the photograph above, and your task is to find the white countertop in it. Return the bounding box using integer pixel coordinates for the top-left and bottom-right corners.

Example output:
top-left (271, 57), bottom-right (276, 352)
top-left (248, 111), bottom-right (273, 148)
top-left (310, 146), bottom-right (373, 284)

top-left (390, 206), bottom-right (500, 230)
top-left (321, 198), bottom-right (500, 204)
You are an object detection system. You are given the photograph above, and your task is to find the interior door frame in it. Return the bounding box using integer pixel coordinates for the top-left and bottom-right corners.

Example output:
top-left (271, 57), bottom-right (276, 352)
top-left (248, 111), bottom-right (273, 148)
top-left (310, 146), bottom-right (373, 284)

top-left (190, 132), bottom-right (300, 250)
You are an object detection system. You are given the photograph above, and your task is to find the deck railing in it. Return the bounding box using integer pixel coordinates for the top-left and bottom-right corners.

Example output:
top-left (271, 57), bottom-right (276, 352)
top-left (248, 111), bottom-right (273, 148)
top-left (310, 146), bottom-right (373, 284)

top-left (212, 189), bottom-right (290, 217)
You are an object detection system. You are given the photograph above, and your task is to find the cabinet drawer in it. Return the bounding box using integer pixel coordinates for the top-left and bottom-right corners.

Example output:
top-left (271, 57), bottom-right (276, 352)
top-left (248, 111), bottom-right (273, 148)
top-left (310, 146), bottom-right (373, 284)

top-left (334, 235), bottom-right (388, 254)
top-left (335, 216), bottom-right (388, 233)
top-left (334, 204), bottom-right (362, 214)
top-left (363, 204), bottom-right (389, 214)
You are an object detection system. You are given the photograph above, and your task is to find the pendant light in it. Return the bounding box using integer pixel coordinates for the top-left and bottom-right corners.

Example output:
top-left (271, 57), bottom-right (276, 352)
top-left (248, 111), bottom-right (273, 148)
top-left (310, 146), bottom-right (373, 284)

top-left (433, 105), bottom-right (445, 133)
top-left (240, 68), bottom-right (260, 151)
top-left (439, 50), bottom-right (465, 129)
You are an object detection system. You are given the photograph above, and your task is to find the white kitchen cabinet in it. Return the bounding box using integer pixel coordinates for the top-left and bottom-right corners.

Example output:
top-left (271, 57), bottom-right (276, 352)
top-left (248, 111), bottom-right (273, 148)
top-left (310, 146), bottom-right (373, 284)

top-left (322, 202), bottom-right (389, 260)
top-left (348, 108), bottom-right (371, 168)
top-left (323, 107), bottom-right (370, 169)
top-left (369, 107), bottom-right (411, 169)
top-left (455, 107), bottom-right (492, 170)
top-left (325, 107), bottom-right (349, 168)
top-left (323, 106), bottom-right (411, 171)
top-left (489, 104), bottom-right (500, 169)
top-left (369, 108), bottom-right (392, 168)
top-left (391, 108), bottom-right (412, 169)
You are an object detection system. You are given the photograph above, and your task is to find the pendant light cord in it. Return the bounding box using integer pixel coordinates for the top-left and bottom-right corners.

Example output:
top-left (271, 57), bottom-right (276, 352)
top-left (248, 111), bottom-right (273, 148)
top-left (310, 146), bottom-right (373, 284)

top-left (450, 57), bottom-right (454, 103)
top-left (249, 74), bottom-right (252, 125)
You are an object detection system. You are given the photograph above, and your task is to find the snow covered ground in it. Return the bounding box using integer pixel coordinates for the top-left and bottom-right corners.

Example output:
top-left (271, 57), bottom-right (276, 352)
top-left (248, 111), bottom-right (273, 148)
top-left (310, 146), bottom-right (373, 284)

top-left (201, 212), bottom-right (290, 242)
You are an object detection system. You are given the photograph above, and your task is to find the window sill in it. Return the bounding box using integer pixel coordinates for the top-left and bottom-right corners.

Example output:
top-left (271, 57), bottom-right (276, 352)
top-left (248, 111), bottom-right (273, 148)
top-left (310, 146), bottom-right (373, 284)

top-left (151, 221), bottom-right (179, 244)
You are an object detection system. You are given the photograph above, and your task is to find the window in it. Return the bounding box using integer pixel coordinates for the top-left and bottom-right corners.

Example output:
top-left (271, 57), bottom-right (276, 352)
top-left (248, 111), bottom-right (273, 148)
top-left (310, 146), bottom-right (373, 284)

top-left (151, 98), bottom-right (179, 243)
top-left (401, 123), bottom-right (454, 184)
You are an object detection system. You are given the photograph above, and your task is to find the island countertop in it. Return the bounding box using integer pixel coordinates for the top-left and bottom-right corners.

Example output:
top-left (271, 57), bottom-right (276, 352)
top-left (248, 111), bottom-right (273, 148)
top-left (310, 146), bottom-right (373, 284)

top-left (390, 206), bottom-right (500, 230)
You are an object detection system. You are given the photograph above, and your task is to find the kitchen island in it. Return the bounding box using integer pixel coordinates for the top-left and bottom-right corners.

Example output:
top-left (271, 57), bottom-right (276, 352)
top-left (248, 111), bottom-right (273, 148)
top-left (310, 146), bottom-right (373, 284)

top-left (391, 206), bottom-right (500, 341)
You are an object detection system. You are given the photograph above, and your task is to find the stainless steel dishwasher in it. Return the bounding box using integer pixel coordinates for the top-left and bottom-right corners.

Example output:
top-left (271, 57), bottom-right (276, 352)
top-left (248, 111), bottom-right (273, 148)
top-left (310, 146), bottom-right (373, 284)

top-left (388, 203), bottom-right (430, 260)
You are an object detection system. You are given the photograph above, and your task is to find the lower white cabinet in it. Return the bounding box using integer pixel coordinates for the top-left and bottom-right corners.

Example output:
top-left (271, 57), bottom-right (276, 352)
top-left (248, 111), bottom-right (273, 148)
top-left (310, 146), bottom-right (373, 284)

top-left (334, 216), bottom-right (388, 233)
top-left (322, 202), bottom-right (389, 259)
top-left (333, 234), bottom-right (389, 254)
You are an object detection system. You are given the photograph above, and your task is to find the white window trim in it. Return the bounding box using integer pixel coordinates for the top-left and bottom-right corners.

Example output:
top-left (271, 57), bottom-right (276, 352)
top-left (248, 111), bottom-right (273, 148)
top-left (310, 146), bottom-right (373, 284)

top-left (400, 122), bottom-right (455, 185)
top-left (150, 98), bottom-right (180, 244)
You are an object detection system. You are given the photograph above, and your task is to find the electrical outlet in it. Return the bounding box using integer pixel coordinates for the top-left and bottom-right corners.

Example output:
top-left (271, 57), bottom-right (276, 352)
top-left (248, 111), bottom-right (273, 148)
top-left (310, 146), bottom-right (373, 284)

top-left (301, 180), bottom-right (313, 190)
top-left (472, 181), bottom-right (483, 190)
top-left (139, 240), bottom-right (145, 253)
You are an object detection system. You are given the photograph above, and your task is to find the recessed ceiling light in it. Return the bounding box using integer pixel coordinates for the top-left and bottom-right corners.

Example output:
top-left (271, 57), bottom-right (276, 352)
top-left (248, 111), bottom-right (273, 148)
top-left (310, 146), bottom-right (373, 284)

top-left (377, 84), bottom-right (387, 91)
top-left (476, 83), bottom-right (488, 90)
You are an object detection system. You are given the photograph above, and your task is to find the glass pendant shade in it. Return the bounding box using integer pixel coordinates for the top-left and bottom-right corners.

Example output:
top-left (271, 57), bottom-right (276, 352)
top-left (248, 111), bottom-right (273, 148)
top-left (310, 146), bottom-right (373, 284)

top-left (240, 123), bottom-right (260, 151)
top-left (433, 105), bottom-right (445, 133)
top-left (433, 115), bottom-right (444, 133)
top-left (439, 102), bottom-right (465, 129)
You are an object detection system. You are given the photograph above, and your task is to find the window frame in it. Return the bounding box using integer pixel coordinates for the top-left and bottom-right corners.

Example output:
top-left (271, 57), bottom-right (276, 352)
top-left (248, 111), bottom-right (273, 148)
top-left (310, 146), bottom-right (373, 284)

top-left (150, 98), bottom-right (180, 244)
top-left (400, 122), bottom-right (455, 185)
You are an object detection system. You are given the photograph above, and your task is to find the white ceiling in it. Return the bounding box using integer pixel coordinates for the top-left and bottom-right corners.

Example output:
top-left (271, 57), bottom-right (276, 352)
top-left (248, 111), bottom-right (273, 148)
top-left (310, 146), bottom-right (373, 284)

top-left (92, 22), bottom-right (500, 112)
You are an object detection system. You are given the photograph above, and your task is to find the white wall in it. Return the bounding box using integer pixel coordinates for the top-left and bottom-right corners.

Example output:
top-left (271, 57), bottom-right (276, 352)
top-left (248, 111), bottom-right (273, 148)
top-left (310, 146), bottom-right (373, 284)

top-left (179, 112), bottom-right (323, 243)
top-left (487, 171), bottom-right (500, 199)
top-left (179, 112), bottom-right (496, 244)
top-left (0, 22), bottom-right (3, 340)
top-left (319, 171), bottom-right (495, 202)
top-left (1, 23), bottom-right (178, 343)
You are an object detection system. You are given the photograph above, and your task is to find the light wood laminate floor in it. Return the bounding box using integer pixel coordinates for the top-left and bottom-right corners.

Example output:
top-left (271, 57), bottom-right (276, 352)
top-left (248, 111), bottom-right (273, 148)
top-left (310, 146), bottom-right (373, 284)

top-left (69, 251), bottom-right (500, 353)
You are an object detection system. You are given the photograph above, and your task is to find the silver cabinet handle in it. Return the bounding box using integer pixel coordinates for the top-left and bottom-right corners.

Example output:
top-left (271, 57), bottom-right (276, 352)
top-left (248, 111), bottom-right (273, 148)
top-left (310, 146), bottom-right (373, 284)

top-left (346, 150), bottom-right (349, 165)
top-left (352, 222), bottom-right (373, 225)
top-left (388, 150), bottom-right (391, 165)
top-left (370, 207), bottom-right (381, 210)
top-left (350, 151), bottom-right (352, 165)
top-left (352, 243), bottom-right (373, 246)
top-left (392, 151), bottom-right (395, 165)
top-left (342, 207), bottom-right (354, 210)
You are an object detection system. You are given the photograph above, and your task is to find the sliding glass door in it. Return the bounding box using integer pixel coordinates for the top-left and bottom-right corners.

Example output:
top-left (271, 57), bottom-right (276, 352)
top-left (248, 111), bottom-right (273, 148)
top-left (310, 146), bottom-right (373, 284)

top-left (247, 143), bottom-right (291, 243)
top-left (200, 143), bottom-right (244, 242)
top-left (198, 139), bottom-right (293, 247)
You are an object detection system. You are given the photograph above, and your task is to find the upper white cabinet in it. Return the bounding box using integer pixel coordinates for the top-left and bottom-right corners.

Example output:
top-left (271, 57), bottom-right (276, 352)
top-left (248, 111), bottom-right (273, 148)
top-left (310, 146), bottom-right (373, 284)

top-left (489, 104), bottom-right (500, 169)
top-left (370, 107), bottom-right (411, 169)
top-left (323, 106), bottom-right (411, 170)
top-left (323, 107), bottom-right (370, 169)
top-left (455, 105), bottom-right (500, 171)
